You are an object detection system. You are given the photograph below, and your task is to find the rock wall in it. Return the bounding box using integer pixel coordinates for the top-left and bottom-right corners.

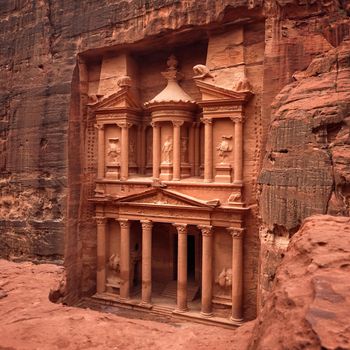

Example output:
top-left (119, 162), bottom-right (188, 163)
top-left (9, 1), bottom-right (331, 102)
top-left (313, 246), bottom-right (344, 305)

top-left (248, 215), bottom-right (350, 349)
top-left (258, 21), bottom-right (350, 305)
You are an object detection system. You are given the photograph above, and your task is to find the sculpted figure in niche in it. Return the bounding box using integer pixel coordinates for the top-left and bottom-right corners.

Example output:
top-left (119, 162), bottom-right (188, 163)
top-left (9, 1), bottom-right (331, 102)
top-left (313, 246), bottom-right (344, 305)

top-left (193, 64), bottom-right (213, 79)
top-left (216, 135), bottom-right (232, 163)
top-left (107, 138), bottom-right (121, 163)
top-left (129, 139), bottom-right (136, 163)
top-left (216, 268), bottom-right (232, 289)
top-left (181, 137), bottom-right (188, 163)
top-left (107, 253), bottom-right (121, 285)
top-left (162, 136), bottom-right (173, 164)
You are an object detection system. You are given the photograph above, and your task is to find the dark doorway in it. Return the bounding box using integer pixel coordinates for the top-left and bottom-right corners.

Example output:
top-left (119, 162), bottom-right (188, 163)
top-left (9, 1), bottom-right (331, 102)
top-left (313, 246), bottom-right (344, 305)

top-left (187, 235), bottom-right (195, 281)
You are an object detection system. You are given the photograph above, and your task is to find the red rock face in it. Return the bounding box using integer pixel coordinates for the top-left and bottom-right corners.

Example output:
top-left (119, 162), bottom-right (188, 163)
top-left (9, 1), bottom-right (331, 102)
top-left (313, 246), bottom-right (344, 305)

top-left (249, 215), bottom-right (350, 350)
top-left (258, 36), bottom-right (350, 304)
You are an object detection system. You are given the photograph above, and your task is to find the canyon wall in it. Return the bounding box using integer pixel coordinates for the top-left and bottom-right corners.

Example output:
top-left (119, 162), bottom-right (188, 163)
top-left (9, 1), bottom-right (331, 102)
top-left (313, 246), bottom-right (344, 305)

top-left (0, 0), bottom-right (349, 314)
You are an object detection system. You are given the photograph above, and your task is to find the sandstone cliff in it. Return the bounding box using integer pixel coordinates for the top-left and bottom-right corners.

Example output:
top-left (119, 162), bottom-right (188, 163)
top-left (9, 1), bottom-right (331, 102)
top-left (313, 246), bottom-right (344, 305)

top-left (258, 31), bottom-right (350, 304)
top-left (248, 215), bottom-right (350, 349)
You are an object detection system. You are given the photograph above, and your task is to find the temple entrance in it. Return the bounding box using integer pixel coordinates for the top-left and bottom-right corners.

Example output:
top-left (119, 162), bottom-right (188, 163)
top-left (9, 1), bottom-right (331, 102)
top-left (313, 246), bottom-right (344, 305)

top-left (187, 234), bottom-right (195, 281)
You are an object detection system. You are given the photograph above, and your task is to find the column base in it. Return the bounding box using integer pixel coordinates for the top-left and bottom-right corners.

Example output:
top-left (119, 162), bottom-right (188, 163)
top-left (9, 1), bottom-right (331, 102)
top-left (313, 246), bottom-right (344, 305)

top-left (233, 180), bottom-right (243, 185)
top-left (204, 178), bottom-right (213, 183)
top-left (200, 311), bottom-right (213, 318)
top-left (175, 307), bottom-right (188, 313)
top-left (139, 301), bottom-right (153, 309)
top-left (230, 316), bottom-right (244, 324)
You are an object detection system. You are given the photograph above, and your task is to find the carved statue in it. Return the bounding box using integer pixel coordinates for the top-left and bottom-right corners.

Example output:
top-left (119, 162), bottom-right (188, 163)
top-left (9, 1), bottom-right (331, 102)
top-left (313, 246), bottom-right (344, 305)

top-left (117, 75), bottom-right (132, 88)
top-left (129, 139), bottom-right (136, 163)
top-left (228, 192), bottom-right (242, 203)
top-left (216, 135), bottom-right (232, 163)
top-left (193, 64), bottom-right (213, 79)
top-left (216, 268), bottom-right (232, 288)
top-left (233, 77), bottom-right (252, 92)
top-left (107, 253), bottom-right (121, 286)
top-left (162, 136), bottom-right (173, 164)
top-left (181, 137), bottom-right (188, 163)
top-left (108, 253), bottom-right (120, 272)
top-left (107, 138), bottom-right (121, 163)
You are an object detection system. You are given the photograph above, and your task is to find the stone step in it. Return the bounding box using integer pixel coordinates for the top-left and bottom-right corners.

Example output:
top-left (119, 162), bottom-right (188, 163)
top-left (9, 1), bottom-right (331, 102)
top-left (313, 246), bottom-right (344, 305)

top-left (161, 280), bottom-right (200, 301)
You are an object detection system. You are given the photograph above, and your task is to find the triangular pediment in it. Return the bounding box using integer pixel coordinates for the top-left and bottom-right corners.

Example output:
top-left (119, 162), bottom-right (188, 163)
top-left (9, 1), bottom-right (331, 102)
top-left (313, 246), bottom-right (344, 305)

top-left (195, 80), bottom-right (252, 103)
top-left (91, 87), bottom-right (141, 111)
top-left (115, 188), bottom-right (219, 208)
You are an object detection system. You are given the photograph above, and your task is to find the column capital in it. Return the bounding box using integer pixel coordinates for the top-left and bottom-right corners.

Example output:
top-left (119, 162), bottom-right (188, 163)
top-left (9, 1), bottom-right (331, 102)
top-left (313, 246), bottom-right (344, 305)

top-left (117, 121), bottom-right (133, 129)
top-left (173, 223), bottom-right (187, 234)
top-left (198, 225), bottom-right (213, 237)
top-left (95, 217), bottom-right (107, 225)
top-left (230, 115), bottom-right (244, 124)
top-left (227, 227), bottom-right (245, 239)
top-left (118, 218), bottom-right (130, 228)
top-left (141, 220), bottom-right (153, 229)
top-left (201, 117), bottom-right (213, 125)
top-left (94, 123), bottom-right (104, 130)
top-left (151, 121), bottom-right (159, 128)
top-left (172, 120), bottom-right (184, 128)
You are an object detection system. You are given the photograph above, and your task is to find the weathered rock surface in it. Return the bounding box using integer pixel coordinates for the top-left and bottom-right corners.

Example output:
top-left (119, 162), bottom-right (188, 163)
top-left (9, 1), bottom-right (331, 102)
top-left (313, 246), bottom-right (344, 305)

top-left (249, 215), bottom-right (350, 350)
top-left (258, 35), bottom-right (350, 303)
top-left (0, 258), bottom-right (251, 350)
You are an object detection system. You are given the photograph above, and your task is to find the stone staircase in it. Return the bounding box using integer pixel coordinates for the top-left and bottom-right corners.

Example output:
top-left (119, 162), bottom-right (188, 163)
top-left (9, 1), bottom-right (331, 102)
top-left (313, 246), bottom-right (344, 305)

top-left (161, 280), bottom-right (200, 301)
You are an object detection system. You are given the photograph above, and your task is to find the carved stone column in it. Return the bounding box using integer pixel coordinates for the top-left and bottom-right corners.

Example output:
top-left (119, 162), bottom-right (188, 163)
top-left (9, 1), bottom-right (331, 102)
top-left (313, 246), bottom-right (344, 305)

top-left (227, 227), bottom-right (244, 322)
top-left (172, 120), bottom-right (183, 181)
top-left (152, 122), bottom-right (161, 179)
top-left (141, 220), bottom-right (153, 305)
top-left (189, 122), bottom-right (195, 176)
top-left (118, 122), bottom-right (132, 181)
top-left (232, 116), bottom-right (243, 184)
top-left (202, 118), bottom-right (213, 182)
top-left (198, 225), bottom-right (213, 316)
top-left (96, 217), bottom-right (107, 294)
top-left (119, 219), bottom-right (131, 299)
top-left (95, 124), bottom-right (105, 179)
top-left (194, 122), bottom-right (201, 176)
top-left (173, 223), bottom-right (188, 312)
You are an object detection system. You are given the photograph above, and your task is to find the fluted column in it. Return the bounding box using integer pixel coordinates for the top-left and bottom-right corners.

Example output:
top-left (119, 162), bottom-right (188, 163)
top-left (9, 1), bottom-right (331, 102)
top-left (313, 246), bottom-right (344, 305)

top-left (119, 219), bottom-right (131, 299)
top-left (172, 120), bottom-right (183, 181)
top-left (95, 124), bottom-right (105, 179)
top-left (194, 122), bottom-right (200, 176)
top-left (232, 116), bottom-right (244, 184)
top-left (152, 122), bottom-right (161, 179)
top-left (189, 122), bottom-right (195, 176)
top-left (96, 217), bottom-right (107, 294)
top-left (198, 225), bottom-right (213, 316)
top-left (173, 223), bottom-right (188, 312)
top-left (227, 227), bottom-right (244, 322)
top-left (118, 122), bottom-right (132, 181)
top-left (202, 118), bottom-right (213, 182)
top-left (141, 220), bottom-right (153, 305)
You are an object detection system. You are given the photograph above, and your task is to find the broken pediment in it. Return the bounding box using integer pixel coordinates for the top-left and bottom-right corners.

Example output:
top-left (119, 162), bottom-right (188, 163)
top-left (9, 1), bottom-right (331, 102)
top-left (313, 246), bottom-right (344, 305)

top-left (89, 86), bottom-right (141, 112)
top-left (194, 80), bottom-right (253, 104)
top-left (115, 188), bottom-right (219, 208)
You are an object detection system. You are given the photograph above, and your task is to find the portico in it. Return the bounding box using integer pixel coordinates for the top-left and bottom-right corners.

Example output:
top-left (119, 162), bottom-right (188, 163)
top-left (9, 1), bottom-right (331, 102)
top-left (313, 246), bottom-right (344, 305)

top-left (93, 187), bottom-right (246, 325)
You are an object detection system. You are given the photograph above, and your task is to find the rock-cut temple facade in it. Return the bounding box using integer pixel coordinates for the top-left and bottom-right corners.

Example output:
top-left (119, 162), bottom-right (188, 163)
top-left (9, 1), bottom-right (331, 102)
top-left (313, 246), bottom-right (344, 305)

top-left (85, 26), bottom-right (259, 327)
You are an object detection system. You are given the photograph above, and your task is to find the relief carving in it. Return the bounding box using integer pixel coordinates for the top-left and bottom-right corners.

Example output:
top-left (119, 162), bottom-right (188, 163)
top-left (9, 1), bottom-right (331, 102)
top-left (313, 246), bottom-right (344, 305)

top-left (216, 135), bottom-right (232, 163)
top-left (117, 75), bottom-right (132, 88)
top-left (129, 139), bottom-right (136, 164)
top-left (193, 64), bottom-right (213, 79)
top-left (107, 138), bottom-right (121, 163)
top-left (216, 268), bottom-right (232, 288)
top-left (181, 136), bottom-right (188, 163)
top-left (107, 253), bottom-right (121, 286)
top-left (162, 136), bottom-right (173, 164)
